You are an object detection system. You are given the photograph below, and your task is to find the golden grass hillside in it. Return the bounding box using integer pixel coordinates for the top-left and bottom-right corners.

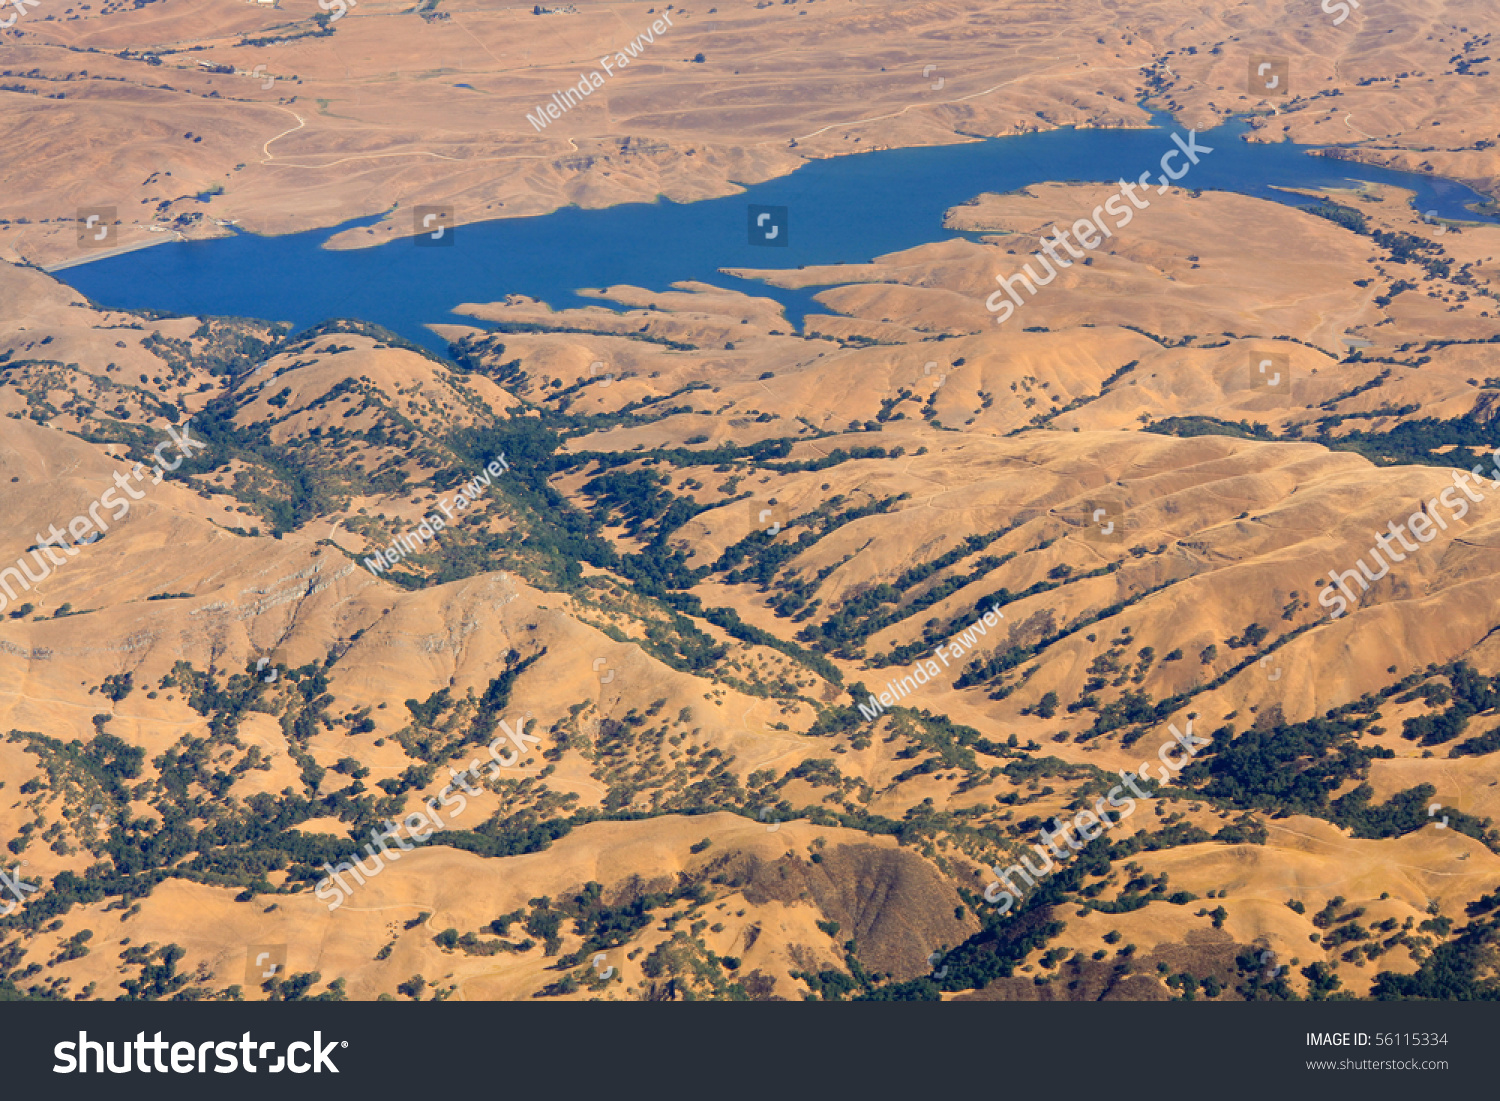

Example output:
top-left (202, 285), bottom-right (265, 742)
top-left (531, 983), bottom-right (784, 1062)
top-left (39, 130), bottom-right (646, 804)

top-left (2, 0), bottom-right (1498, 266)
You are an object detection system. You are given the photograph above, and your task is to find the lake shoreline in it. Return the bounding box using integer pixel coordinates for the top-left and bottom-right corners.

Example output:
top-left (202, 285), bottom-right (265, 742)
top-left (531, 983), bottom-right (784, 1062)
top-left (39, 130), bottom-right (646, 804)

top-left (51, 118), bottom-right (1500, 355)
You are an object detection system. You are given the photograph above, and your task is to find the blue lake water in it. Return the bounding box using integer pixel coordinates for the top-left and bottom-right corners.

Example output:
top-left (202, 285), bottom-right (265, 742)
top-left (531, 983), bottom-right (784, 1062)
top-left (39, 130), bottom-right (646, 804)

top-left (55, 116), bottom-right (1499, 355)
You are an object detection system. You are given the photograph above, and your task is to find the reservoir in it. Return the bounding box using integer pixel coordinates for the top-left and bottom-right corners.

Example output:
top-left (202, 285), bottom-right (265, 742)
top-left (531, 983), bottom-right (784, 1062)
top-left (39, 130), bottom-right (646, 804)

top-left (54, 115), bottom-right (1499, 355)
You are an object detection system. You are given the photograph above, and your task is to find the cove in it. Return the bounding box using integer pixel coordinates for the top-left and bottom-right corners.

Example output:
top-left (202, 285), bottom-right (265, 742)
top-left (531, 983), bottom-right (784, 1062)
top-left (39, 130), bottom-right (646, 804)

top-left (54, 116), bottom-right (1499, 355)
